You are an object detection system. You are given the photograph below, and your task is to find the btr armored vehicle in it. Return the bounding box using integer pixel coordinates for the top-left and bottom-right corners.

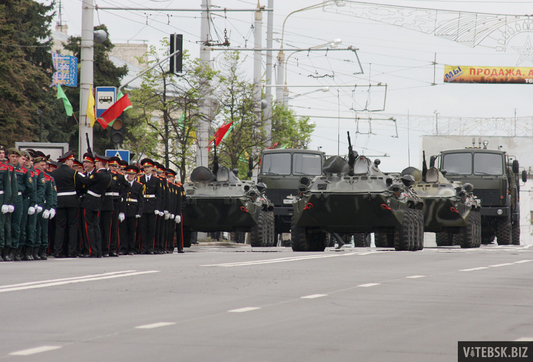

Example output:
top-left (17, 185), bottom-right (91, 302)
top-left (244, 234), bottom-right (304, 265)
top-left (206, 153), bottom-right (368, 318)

top-left (182, 165), bottom-right (275, 247)
top-left (291, 133), bottom-right (424, 252)
top-left (258, 148), bottom-right (325, 244)
top-left (431, 142), bottom-right (527, 245)
top-left (404, 162), bottom-right (482, 248)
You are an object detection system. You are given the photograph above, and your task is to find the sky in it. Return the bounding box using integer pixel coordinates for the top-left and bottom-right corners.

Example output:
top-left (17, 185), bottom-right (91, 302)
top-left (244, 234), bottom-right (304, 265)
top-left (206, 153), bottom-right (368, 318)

top-left (44, 0), bottom-right (533, 171)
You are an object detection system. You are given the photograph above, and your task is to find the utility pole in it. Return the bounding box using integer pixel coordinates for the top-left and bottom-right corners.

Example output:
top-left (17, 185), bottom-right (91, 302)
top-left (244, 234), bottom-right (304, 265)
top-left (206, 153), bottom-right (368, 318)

top-left (253, 3), bottom-right (263, 131)
top-left (79, 0), bottom-right (94, 157)
top-left (197, 0), bottom-right (211, 167)
top-left (264, 0), bottom-right (274, 147)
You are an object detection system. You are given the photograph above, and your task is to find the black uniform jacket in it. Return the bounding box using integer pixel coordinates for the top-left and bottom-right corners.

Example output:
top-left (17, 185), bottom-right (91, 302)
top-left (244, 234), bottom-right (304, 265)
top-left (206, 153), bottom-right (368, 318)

top-left (123, 180), bottom-right (144, 217)
top-left (51, 164), bottom-right (85, 208)
top-left (138, 174), bottom-right (161, 214)
top-left (80, 168), bottom-right (112, 212)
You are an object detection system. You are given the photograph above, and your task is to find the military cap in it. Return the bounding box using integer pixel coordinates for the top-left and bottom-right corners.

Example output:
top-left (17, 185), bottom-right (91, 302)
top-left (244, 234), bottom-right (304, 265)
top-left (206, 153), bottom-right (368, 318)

top-left (7, 148), bottom-right (22, 156)
top-left (25, 149), bottom-right (37, 157)
top-left (33, 152), bottom-right (47, 163)
top-left (108, 156), bottom-right (121, 166)
top-left (0, 145), bottom-right (5, 151)
top-left (58, 150), bottom-right (75, 162)
top-left (119, 160), bottom-right (128, 169)
top-left (140, 158), bottom-right (154, 167)
top-left (20, 150), bottom-right (31, 159)
top-left (165, 168), bottom-right (177, 176)
top-left (73, 159), bottom-right (83, 168)
top-left (82, 152), bottom-right (95, 163)
top-left (94, 154), bottom-right (109, 163)
top-left (125, 165), bottom-right (140, 174)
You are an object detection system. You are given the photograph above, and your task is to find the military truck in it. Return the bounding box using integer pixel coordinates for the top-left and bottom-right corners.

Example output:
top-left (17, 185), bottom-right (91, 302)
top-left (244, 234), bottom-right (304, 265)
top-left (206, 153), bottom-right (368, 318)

top-left (182, 165), bottom-right (275, 247)
top-left (431, 143), bottom-right (527, 245)
top-left (258, 148), bottom-right (325, 244)
top-left (291, 133), bottom-right (424, 252)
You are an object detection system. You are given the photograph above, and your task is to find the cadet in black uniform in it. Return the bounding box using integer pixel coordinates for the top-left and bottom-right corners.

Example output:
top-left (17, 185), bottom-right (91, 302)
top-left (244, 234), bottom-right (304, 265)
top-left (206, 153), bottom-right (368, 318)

top-left (105, 157), bottom-right (129, 256)
top-left (51, 151), bottom-right (85, 257)
top-left (80, 154), bottom-right (111, 257)
top-left (138, 159), bottom-right (162, 254)
top-left (119, 165), bottom-right (144, 255)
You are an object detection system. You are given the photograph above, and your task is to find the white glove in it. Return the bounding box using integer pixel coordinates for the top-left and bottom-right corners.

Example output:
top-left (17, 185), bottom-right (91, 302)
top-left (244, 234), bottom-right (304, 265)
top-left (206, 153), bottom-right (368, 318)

top-left (164, 210), bottom-right (169, 217)
top-left (154, 209), bottom-right (160, 215)
top-left (28, 206), bottom-right (36, 215)
top-left (118, 212), bottom-right (125, 222)
top-left (165, 212), bottom-right (170, 220)
top-left (42, 210), bottom-right (50, 219)
top-left (135, 214), bottom-right (142, 219)
top-left (50, 208), bottom-right (56, 219)
top-left (171, 214), bottom-right (175, 219)
top-left (159, 211), bottom-right (164, 217)
top-left (1, 205), bottom-right (9, 214)
top-left (36, 205), bottom-right (43, 213)
top-left (8, 205), bottom-right (14, 213)
top-left (175, 215), bottom-right (181, 224)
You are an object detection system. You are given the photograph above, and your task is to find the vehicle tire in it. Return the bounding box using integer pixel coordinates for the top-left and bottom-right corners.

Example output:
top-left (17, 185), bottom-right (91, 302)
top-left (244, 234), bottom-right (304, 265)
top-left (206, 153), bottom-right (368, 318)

top-left (264, 211), bottom-right (275, 246)
top-left (394, 208), bottom-right (415, 251)
top-left (374, 232), bottom-right (393, 247)
top-left (182, 228), bottom-right (192, 248)
top-left (495, 215), bottom-right (512, 245)
top-left (459, 209), bottom-right (480, 248)
top-left (512, 218), bottom-right (520, 245)
top-left (291, 223), bottom-right (309, 251)
top-left (308, 231), bottom-right (327, 252)
top-left (354, 233), bottom-right (370, 247)
top-left (435, 231), bottom-right (453, 246)
top-left (250, 211), bottom-right (266, 247)
top-left (414, 208), bottom-right (424, 250)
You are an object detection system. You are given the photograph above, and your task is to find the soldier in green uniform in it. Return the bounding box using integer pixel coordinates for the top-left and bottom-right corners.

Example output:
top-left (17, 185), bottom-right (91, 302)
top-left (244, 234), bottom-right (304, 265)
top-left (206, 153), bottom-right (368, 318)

top-left (22, 151), bottom-right (45, 260)
top-left (8, 148), bottom-right (33, 261)
top-left (0, 151), bottom-right (13, 260)
top-left (34, 153), bottom-right (56, 260)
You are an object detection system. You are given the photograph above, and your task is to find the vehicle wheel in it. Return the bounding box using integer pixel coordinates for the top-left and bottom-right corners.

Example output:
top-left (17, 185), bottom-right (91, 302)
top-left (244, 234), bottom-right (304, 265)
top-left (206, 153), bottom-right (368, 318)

top-left (250, 211), bottom-right (266, 247)
top-left (354, 233), bottom-right (370, 247)
top-left (459, 209), bottom-right (480, 248)
top-left (308, 231), bottom-right (327, 252)
top-left (394, 209), bottom-right (415, 251)
top-left (512, 218), bottom-right (520, 245)
top-left (495, 215), bottom-right (512, 245)
top-left (435, 231), bottom-right (453, 246)
top-left (414, 209), bottom-right (424, 250)
top-left (182, 228), bottom-right (192, 248)
top-left (265, 211), bottom-right (275, 246)
top-left (291, 223), bottom-right (309, 251)
top-left (374, 232), bottom-right (394, 247)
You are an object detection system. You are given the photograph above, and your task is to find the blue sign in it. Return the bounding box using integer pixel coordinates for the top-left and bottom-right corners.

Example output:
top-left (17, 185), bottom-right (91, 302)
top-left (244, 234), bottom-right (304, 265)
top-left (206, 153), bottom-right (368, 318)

top-left (51, 52), bottom-right (78, 87)
top-left (96, 87), bottom-right (117, 118)
top-left (105, 149), bottom-right (130, 163)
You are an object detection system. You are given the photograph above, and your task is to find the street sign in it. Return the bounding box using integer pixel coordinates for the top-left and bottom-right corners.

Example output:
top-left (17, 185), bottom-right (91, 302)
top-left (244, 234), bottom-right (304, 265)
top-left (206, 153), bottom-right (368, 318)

top-left (96, 86), bottom-right (116, 118)
top-left (105, 149), bottom-right (130, 163)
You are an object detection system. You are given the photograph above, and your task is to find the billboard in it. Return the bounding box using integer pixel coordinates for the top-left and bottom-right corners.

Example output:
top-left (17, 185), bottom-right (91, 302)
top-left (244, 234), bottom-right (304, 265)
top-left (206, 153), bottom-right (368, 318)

top-left (444, 65), bottom-right (533, 84)
top-left (51, 52), bottom-right (78, 87)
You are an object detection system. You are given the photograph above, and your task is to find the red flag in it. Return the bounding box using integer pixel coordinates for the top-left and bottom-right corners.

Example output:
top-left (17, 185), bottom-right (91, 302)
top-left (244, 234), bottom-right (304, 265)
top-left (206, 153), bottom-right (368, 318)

top-left (96, 93), bottom-right (132, 129)
top-left (208, 121), bottom-right (234, 151)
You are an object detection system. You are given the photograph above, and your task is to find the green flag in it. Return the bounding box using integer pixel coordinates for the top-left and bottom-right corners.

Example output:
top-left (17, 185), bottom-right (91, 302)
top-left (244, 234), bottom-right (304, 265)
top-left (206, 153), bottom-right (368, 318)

top-left (56, 84), bottom-right (73, 116)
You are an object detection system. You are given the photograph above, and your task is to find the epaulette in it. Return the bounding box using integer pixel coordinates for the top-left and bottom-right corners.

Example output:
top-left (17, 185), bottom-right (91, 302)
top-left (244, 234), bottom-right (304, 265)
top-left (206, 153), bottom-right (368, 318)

top-left (136, 181), bottom-right (143, 185)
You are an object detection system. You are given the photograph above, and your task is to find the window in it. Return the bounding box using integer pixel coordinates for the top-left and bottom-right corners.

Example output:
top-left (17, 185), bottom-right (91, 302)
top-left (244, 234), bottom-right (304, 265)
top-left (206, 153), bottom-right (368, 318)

top-left (473, 153), bottom-right (503, 175)
top-left (261, 153), bottom-right (291, 175)
top-left (293, 153), bottom-right (322, 175)
top-left (442, 153), bottom-right (472, 175)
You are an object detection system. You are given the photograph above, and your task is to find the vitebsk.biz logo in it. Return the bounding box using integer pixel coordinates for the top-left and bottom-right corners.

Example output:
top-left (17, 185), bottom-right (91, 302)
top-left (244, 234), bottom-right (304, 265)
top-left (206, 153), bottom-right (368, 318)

top-left (458, 342), bottom-right (532, 361)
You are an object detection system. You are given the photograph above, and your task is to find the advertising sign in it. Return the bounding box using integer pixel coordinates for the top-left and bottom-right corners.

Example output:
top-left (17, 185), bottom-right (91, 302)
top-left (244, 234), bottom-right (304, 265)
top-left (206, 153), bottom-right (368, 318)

top-left (444, 65), bottom-right (533, 84)
top-left (51, 52), bottom-right (78, 87)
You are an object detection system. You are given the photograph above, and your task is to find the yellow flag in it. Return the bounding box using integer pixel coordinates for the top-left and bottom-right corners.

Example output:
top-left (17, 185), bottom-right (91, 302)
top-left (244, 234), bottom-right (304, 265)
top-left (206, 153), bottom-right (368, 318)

top-left (87, 87), bottom-right (96, 127)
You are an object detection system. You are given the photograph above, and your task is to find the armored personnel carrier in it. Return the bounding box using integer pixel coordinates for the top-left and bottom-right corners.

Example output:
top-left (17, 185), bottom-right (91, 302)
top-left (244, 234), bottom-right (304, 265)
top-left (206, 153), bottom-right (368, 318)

top-left (403, 159), bottom-right (482, 248)
top-left (182, 165), bottom-right (275, 247)
top-left (291, 132), bottom-right (424, 252)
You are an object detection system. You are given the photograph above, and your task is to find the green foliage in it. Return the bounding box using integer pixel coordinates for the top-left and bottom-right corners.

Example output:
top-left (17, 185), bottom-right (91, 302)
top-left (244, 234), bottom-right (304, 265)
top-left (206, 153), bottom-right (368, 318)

top-left (0, 0), bottom-right (66, 147)
top-left (271, 101), bottom-right (315, 149)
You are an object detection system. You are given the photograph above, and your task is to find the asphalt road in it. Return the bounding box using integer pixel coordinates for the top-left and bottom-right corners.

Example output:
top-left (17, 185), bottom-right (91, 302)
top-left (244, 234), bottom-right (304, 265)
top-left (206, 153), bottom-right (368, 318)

top-left (0, 243), bottom-right (532, 362)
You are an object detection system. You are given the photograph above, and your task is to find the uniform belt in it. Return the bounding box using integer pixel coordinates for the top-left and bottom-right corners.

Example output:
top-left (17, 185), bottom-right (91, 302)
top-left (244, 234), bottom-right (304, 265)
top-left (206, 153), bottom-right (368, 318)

top-left (105, 192), bottom-right (120, 197)
top-left (144, 194), bottom-right (156, 198)
top-left (0, 191), bottom-right (4, 195)
top-left (57, 191), bottom-right (77, 196)
top-left (126, 198), bottom-right (138, 202)
top-left (87, 190), bottom-right (101, 198)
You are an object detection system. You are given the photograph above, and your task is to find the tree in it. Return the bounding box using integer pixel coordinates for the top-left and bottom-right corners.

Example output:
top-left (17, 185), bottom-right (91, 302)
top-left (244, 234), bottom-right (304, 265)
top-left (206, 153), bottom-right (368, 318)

top-left (0, 0), bottom-right (66, 147)
top-left (271, 101), bottom-right (315, 149)
top-left (62, 24), bottom-right (128, 154)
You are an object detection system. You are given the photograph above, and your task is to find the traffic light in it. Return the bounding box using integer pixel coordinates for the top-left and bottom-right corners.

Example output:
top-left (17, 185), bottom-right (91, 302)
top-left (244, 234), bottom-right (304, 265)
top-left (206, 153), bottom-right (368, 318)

top-left (110, 112), bottom-right (125, 145)
top-left (170, 33), bottom-right (183, 74)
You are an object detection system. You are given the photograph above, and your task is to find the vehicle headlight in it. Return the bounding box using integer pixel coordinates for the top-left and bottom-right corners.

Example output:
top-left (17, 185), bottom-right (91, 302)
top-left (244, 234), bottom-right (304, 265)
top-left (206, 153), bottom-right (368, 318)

top-left (497, 209), bottom-right (503, 215)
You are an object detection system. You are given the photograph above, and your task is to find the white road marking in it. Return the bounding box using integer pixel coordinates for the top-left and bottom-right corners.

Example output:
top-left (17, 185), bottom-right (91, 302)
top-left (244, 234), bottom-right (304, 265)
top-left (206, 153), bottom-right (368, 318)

top-left (460, 267), bottom-right (490, 272)
top-left (135, 322), bottom-right (176, 329)
top-left (515, 337), bottom-right (533, 341)
top-left (489, 263), bottom-right (514, 268)
top-left (301, 294), bottom-right (327, 299)
top-left (201, 251), bottom-right (376, 267)
top-left (406, 275), bottom-right (426, 279)
top-left (0, 270), bottom-right (159, 293)
top-left (228, 307), bottom-right (261, 313)
top-left (515, 260), bottom-right (532, 264)
top-left (10, 346), bottom-right (62, 356)
top-left (358, 283), bottom-right (381, 288)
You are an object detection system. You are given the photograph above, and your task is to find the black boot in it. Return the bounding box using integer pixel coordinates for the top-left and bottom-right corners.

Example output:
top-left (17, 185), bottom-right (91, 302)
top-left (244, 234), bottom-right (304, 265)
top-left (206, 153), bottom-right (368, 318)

top-left (32, 247), bottom-right (41, 260)
top-left (21, 246), bottom-right (32, 261)
top-left (3, 247), bottom-right (12, 262)
top-left (0, 248), bottom-right (3, 261)
top-left (39, 249), bottom-right (48, 260)
top-left (14, 247), bottom-right (22, 261)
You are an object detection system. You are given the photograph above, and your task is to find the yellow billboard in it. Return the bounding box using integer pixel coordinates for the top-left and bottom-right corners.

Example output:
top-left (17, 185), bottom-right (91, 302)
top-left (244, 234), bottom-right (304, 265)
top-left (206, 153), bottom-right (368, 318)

top-left (444, 65), bottom-right (533, 84)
